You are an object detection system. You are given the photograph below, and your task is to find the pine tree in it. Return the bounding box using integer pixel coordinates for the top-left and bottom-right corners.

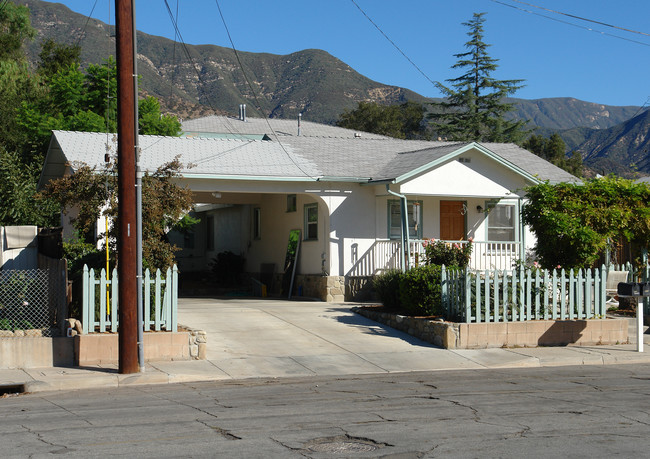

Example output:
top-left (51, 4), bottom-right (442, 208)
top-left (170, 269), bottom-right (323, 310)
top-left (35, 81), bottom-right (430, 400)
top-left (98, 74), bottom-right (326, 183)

top-left (429, 12), bottom-right (527, 143)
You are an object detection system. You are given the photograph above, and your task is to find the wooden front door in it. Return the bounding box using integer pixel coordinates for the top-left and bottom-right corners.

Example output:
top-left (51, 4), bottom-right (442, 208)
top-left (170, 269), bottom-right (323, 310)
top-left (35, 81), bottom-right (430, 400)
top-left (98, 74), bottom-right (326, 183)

top-left (440, 200), bottom-right (466, 240)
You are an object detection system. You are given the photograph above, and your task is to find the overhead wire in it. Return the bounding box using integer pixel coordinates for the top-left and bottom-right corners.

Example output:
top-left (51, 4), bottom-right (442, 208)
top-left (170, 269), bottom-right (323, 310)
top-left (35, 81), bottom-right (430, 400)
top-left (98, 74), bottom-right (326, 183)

top-left (504, 0), bottom-right (650, 37)
top-left (161, 0), bottom-right (240, 138)
top-left (490, 0), bottom-right (650, 48)
top-left (74, 0), bottom-right (100, 48)
top-left (211, 0), bottom-right (317, 179)
top-left (349, 0), bottom-right (437, 89)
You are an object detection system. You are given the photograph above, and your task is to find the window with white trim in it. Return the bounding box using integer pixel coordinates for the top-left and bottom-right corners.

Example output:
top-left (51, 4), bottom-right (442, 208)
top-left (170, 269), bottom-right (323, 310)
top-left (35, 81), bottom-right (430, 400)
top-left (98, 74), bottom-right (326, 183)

top-left (388, 200), bottom-right (423, 239)
top-left (486, 201), bottom-right (516, 241)
top-left (304, 203), bottom-right (318, 240)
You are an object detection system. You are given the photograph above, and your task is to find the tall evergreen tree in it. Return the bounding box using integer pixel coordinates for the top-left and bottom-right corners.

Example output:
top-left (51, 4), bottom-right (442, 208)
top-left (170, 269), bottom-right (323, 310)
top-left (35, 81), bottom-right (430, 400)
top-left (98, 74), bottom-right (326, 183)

top-left (428, 12), bottom-right (527, 143)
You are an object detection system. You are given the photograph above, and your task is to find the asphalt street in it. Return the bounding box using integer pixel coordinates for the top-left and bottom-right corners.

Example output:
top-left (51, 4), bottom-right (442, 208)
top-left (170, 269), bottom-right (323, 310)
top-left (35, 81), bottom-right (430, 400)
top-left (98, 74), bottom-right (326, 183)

top-left (2, 364), bottom-right (649, 458)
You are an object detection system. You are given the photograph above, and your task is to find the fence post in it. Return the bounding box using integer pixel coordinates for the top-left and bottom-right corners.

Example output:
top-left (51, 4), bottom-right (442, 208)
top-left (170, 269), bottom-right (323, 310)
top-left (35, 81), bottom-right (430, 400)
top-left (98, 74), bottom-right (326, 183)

top-left (82, 265), bottom-right (89, 334)
top-left (464, 268), bottom-right (471, 323)
top-left (144, 268), bottom-right (152, 331)
top-left (551, 269), bottom-right (558, 320)
top-left (475, 271), bottom-right (482, 323)
top-left (172, 264), bottom-right (178, 332)
top-left (99, 268), bottom-right (107, 332)
top-left (155, 269), bottom-right (162, 331)
top-left (441, 265), bottom-right (448, 316)
top-left (165, 267), bottom-right (172, 329)
top-left (576, 269), bottom-right (583, 319)
top-left (643, 249), bottom-right (649, 315)
top-left (585, 268), bottom-right (592, 318)
top-left (599, 264), bottom-right (607, 317)
top-left (111, 268), bottom-right (119, 333)
top-left (542, 269), bottom-right (549, 320)
top-left (493, 271), bottom-right (500, 322)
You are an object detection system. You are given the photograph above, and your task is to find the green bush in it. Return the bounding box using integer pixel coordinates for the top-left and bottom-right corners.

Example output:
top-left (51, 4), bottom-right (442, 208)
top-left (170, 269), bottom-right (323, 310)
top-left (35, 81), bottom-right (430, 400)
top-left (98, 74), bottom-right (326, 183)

top-left (373, 270), bottom-right (402, 310)
top-left (398, 265), bottom-right (443, 316)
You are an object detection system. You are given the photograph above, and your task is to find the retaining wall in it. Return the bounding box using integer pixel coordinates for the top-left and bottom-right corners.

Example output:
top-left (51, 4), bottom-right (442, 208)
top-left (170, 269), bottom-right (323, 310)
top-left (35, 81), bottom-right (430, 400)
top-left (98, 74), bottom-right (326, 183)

top-left (353, 307), bottom-right (629, 349)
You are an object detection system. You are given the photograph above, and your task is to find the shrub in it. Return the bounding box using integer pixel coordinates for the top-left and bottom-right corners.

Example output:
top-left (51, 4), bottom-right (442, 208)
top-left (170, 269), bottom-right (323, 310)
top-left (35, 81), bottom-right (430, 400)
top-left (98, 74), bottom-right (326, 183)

top-left (398, 265), bottom-right (443, 316)
top-left (210, 251), bottom-right (245, 285)
top-left (423, 238), bottom-right (472, 268)
top-left (373, 269), bottom-right (402, 310)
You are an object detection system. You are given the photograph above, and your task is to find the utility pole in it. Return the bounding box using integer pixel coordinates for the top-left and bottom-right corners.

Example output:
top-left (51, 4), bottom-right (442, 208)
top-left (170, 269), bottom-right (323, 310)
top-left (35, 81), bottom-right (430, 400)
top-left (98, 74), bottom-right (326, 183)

top-left (116, 0), bottom-right (138, 374)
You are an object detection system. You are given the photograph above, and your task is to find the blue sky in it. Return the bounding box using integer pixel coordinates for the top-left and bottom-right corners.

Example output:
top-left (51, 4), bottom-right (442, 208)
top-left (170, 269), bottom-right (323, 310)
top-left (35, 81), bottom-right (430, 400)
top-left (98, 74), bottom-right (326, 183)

top-left (51, 0), bottom-right (650, 107)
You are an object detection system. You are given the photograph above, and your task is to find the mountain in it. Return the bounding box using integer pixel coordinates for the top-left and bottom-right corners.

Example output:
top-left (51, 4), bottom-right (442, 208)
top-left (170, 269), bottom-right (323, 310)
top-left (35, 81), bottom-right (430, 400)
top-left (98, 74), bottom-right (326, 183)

top-left (507, 97), bottom-right (640, 131)
top-left (20, 1), bottom-right (638, 127)
top-left (15, 1), bottom-right (648, 176)
top-left (18, 0), bottom-right (425, 123)
top-left (573, 109), bottom-right (650, 176)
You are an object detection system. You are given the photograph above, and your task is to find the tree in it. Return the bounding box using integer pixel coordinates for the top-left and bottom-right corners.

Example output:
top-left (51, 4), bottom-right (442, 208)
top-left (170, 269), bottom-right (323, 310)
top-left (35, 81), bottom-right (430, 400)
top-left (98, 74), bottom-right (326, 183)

top-left (0, 146), bottom-right (57, 227)
top-left (338, 101), bottom-right (426, 139)
top-left (523, 133), bottom-right (583, 176)
top-left (522, 177), bottom-right (650, 269)
top-left (41, 158), bottom-right (196, 271)
top-left (428, 12), bottom-right (527, 143)
top-left (0, 1), bottom-right (35, 61)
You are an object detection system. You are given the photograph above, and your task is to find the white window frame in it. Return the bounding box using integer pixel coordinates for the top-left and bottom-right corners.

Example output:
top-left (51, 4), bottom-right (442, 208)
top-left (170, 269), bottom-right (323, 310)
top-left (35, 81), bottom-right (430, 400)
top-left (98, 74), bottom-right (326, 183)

top-left (304, 203), bottom-right (318, 241)
top-left (388, 200), bottom-right (423, 240)
top-left (485, 200), bottom-right (518, 243)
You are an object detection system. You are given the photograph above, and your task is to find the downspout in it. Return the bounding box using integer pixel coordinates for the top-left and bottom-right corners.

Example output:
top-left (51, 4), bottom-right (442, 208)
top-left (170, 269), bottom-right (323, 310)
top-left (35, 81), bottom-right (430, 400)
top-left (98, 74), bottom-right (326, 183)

top-left (519, 197), bottom-right (525, 263)
top-left (386, 184), bottom-right (410, 271)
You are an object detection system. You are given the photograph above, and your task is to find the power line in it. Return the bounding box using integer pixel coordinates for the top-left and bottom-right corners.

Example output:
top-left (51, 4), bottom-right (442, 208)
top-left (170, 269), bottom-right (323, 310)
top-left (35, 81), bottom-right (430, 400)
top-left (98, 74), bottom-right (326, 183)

top-left (212, 0), bottom-right (317, 179)
top-left (505, 0), bottom-right (650, 37)
top-left (349, 0), bottom-right (437, 88)
top-left (74, 0), bottom-right (100, 48)
top-left (490, 0), bottom-right (650, 48)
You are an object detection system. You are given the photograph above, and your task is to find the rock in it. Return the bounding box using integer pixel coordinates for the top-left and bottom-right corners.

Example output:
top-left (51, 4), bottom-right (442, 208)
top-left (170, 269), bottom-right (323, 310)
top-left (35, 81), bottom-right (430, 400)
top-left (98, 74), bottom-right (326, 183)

top-left (197, 343), bottom-right (207, 360)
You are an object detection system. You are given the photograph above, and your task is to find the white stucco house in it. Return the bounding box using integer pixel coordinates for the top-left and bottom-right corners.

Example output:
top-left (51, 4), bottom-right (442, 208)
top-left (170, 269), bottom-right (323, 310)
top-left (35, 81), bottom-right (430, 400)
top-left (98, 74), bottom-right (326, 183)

top-left (40, 115), bottom-right (578, 301)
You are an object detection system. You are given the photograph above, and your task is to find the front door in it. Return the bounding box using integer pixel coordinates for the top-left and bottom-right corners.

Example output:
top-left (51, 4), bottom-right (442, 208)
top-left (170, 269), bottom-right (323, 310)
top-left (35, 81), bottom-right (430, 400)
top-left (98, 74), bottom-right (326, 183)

top-left (440, 200), bottom-right (466, 240)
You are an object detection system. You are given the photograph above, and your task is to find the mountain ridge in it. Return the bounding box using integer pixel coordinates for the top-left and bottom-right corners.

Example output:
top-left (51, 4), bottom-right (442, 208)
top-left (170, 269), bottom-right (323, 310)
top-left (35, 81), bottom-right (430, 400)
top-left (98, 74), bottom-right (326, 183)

top-left (16, 0), bottom-right (650, 175)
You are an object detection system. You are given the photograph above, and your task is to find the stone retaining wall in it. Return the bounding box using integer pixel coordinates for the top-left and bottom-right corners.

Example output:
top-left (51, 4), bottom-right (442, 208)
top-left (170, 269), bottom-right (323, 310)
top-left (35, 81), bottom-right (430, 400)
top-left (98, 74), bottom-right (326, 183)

top-left (353, 307), bottom-right (629, 349)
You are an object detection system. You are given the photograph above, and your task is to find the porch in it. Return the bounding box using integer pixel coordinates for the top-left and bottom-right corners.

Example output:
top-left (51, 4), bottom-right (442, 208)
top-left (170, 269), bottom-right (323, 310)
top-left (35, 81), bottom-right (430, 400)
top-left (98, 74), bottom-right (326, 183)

top-left (347, 239), bottom-right (522, 276)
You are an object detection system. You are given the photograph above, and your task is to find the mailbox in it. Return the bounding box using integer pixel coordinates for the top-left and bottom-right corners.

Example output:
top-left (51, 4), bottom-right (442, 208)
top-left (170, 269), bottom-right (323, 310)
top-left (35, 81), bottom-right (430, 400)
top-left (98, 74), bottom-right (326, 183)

top-left (617, 282), bottom-right (650, 297)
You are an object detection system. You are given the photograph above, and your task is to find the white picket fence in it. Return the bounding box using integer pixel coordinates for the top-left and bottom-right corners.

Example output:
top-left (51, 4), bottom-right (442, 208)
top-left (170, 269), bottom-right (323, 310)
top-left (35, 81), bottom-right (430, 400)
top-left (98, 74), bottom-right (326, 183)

top-left (81, 265), bottom-right (178, 333)
top-left (442, 265), bottom-right (609, 323)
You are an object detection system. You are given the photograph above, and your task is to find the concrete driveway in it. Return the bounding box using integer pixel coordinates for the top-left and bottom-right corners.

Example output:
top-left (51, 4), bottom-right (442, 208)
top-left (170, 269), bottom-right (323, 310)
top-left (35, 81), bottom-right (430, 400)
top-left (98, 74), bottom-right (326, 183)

top-left (169, 297), bottom-right (650, 382)
top-left (174, 297), bottom-right (485, 379)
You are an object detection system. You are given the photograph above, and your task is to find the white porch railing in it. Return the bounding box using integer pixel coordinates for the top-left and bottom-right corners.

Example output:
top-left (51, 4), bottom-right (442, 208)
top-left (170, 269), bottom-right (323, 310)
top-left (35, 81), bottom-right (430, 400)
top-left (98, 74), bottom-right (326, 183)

top-left (347, 240), bottom-right (522, 276)
top-left (409, 240), bottom-right (522, 271)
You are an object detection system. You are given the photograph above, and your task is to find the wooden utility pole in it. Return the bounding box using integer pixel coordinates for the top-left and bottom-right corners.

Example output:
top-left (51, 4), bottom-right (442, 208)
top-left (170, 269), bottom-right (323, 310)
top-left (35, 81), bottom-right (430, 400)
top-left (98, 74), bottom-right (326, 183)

top-left (115, 0), bottom-right (138, 374)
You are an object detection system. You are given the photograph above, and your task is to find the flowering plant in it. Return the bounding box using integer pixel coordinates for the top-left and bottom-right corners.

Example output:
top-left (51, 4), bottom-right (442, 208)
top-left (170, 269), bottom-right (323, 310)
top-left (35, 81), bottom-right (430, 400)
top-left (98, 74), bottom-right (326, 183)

top-left (423, 238), bottom-right (473, 268)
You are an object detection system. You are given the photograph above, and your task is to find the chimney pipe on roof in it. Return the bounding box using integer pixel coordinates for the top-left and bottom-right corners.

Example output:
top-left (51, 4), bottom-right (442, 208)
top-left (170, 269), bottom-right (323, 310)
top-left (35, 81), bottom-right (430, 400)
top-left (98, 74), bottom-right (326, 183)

top-left (298, 113), bottom-right (302, 136)
top-left (242, 104), bottom-right (247, 122)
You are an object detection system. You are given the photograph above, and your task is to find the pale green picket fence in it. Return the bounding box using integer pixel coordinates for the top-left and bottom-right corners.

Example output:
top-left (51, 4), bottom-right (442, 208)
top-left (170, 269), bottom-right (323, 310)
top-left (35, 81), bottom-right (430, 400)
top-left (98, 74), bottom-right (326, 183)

top-left (81, 265), bottom-right (178, 334)
top-left (442, 265), bottom-right (609, 323)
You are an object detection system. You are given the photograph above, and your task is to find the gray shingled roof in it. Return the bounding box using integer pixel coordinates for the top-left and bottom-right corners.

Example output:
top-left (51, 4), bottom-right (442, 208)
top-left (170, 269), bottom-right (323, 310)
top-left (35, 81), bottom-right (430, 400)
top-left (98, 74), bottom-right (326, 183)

top-left (41, 117), bottom-right (579, 188)
top-left (40, 131), bottom-right (322, 189)
top-left (181, 116), bottom-right (580, 184)
top-left (182, 115), bottom-right (391, 140)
